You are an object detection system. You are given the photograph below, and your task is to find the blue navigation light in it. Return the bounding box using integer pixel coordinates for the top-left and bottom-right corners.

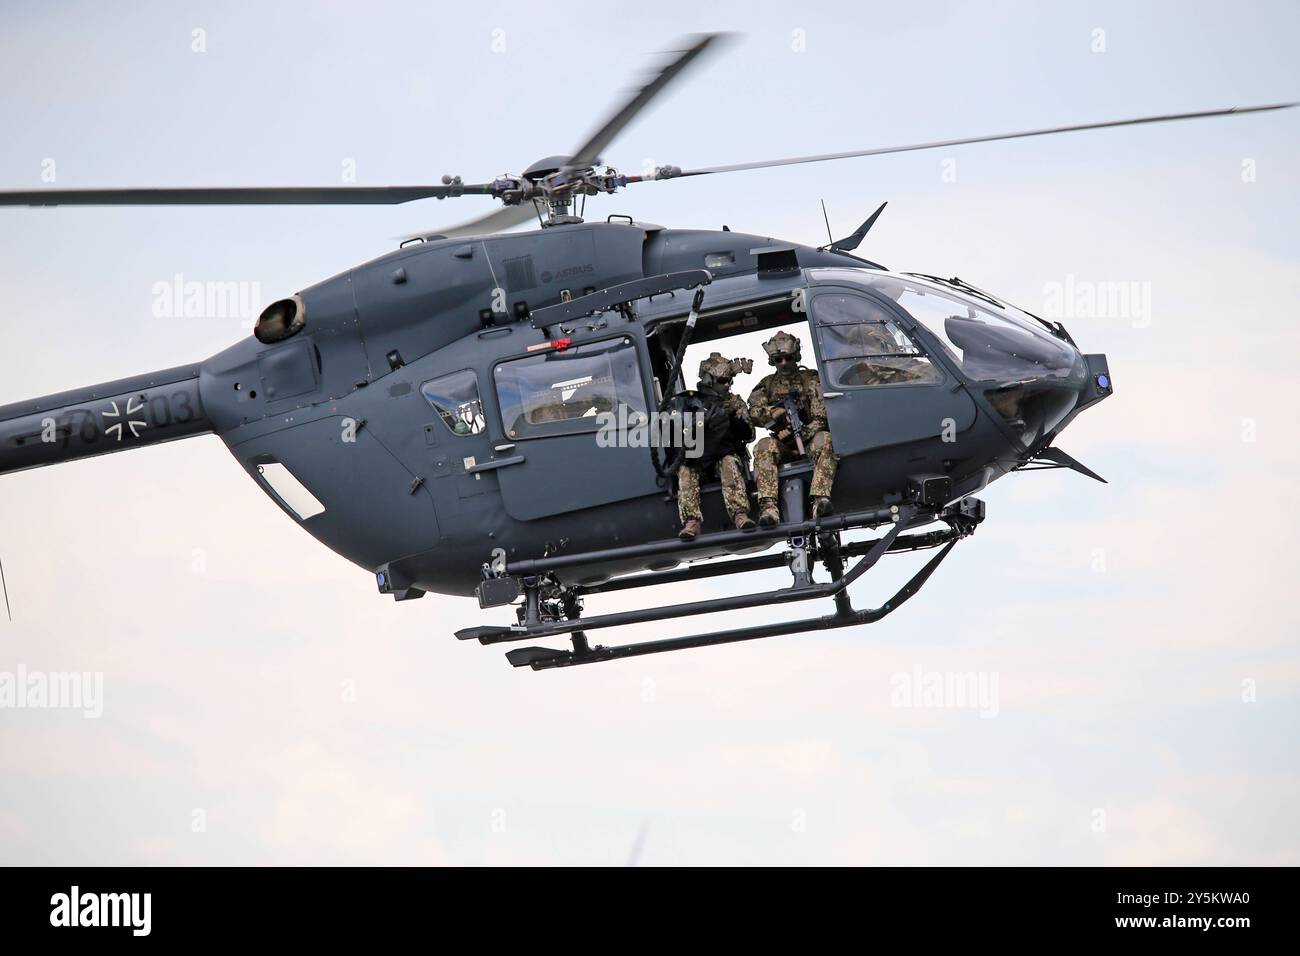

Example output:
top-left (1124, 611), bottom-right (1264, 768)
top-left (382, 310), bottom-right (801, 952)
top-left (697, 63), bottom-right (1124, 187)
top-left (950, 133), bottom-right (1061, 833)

top-left (1096, 373), bottom-right (1111, 390)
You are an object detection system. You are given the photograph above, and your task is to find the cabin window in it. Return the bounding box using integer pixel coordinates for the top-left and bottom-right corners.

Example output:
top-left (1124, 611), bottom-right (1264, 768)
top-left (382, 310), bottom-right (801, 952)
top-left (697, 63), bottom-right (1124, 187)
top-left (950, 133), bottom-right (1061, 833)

top-left (420, 370), bottom-right (486, 436)
top-left (494, 337), bottom-right (647, 440)
top-left (812, 292), bottom-right (941, 388)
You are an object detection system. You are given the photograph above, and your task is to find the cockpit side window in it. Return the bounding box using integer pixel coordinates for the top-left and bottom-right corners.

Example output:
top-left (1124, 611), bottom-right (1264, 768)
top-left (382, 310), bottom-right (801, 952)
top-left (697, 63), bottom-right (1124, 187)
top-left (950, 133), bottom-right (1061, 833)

top-left (811, 292), bottom-right (942, 388)
top-left (420, 369), bottom-right (486, 436)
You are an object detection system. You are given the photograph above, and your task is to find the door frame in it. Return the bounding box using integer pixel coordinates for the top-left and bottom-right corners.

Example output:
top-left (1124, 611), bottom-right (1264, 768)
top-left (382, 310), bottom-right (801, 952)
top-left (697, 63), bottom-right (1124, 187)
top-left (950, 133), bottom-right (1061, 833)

top-left (804, 284), bottom-right (976, 454)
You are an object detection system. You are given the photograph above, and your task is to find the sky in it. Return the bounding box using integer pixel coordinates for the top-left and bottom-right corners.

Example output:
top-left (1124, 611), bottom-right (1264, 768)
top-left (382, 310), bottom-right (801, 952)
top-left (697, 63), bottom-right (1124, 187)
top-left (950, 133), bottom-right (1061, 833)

top-left (0, 0), bottom-right (1297, 865)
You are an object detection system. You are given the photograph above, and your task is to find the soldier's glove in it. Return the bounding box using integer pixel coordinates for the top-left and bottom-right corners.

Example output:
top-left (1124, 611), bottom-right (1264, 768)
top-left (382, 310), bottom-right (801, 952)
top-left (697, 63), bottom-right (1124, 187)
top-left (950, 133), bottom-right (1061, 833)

top-left (767, 406), bottom-right (792, 444)
top-left (773, 423), bottom-right (800, 452)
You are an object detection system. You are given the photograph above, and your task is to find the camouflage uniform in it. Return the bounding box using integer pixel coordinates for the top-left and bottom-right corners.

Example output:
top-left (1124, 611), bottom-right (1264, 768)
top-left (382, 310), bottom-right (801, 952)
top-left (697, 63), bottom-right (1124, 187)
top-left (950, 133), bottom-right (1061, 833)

top-left (748, 332), bottom-right (837, 508)
top-left (676, 353), bottom-right (754, 526)
top-left (676, 444), bottom-right (749, 523)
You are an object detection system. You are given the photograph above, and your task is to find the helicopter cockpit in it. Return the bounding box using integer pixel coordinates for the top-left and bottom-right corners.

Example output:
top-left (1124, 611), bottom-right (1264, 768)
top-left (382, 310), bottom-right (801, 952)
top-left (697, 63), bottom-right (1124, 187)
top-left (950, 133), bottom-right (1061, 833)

top-left (862, 273), bottom-right (1090, 448)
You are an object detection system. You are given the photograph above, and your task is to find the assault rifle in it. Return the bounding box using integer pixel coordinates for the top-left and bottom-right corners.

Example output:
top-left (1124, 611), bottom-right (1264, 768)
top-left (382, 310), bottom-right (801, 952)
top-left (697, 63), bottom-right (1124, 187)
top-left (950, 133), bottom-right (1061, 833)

top-left (772, 393), bottom-right (805, 455)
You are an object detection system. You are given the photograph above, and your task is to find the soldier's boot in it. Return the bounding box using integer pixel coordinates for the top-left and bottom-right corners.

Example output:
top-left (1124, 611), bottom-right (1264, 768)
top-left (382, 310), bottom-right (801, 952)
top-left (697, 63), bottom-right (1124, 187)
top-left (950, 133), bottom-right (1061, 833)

top-left (758, 499), bottom-right (781, 528)
top-left (678, 517), bottom-right (702, 541)
top-left (811, 496), bottom-right (833, 519)
top-left (733, 510), bottom-right (756, 531)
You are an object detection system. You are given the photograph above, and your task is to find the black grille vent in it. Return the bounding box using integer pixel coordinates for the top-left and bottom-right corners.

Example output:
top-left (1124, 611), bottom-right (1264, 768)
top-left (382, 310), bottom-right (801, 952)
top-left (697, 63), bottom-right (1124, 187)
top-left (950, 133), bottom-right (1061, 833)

top-left (505, 255), bottom-right (537, 290)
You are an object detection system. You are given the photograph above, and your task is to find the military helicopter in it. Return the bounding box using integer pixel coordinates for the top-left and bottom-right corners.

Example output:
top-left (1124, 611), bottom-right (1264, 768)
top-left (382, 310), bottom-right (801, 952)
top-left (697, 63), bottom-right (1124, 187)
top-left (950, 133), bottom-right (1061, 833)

top-left (0, 35), bottom-right (1292, 669)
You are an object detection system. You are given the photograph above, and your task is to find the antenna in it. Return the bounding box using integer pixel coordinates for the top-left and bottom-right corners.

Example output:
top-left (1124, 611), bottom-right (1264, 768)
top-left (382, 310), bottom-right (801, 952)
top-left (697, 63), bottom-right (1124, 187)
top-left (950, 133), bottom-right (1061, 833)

top-left (820, 199), bottom-right (833, 245)
top-left (0, 555), bottom-right (11, 622)
top-left (828, 201), bottom-right (888, 252)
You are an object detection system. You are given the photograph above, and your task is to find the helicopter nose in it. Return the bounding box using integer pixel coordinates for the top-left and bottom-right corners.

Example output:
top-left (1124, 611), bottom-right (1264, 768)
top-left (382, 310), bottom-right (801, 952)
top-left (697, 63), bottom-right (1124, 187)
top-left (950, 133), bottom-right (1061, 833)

top-left (980, 345), bottom-right (1109, 447)
top-left (1074, 354), bottom-right (1114, 412)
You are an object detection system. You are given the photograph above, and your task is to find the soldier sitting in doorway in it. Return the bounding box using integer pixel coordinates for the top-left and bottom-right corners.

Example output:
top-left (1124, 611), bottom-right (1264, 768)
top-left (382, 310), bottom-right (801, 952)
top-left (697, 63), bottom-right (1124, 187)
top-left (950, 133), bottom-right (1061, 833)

top-left (676, 353), bottom-right (756, 541)
top-left (747, 331), bottom-right (838, 525)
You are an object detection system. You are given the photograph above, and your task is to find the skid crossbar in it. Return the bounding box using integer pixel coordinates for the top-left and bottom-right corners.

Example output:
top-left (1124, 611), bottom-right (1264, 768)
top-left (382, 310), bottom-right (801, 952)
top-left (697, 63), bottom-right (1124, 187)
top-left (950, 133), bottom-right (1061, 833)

top-left (459, 496), bottom-right (984, 669)
top-left (508, 539), bottom-right (959, 669)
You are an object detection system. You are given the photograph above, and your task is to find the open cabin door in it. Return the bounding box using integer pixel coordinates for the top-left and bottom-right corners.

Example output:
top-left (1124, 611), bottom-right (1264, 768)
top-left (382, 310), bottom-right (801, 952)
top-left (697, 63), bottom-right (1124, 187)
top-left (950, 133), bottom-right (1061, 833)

top-left (487, 332), bottom-right (663, 521)
top-left (808, 287), bottom-right (976, 455)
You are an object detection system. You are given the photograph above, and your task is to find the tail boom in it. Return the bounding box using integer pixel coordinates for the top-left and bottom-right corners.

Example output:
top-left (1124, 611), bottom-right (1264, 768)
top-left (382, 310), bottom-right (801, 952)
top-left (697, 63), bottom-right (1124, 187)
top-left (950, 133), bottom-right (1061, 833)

top-left (0, 364), bottom-right (211, 476)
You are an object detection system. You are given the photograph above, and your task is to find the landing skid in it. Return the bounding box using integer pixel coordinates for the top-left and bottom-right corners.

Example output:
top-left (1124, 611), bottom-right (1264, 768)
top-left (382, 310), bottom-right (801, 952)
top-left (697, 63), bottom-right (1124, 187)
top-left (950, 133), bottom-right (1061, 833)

top-left (461, 495), bottom-right (985, 670)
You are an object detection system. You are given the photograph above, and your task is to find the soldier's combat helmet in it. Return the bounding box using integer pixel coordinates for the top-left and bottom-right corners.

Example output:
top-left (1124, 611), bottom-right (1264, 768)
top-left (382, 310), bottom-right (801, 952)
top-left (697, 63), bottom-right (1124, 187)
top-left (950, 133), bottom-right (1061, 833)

top-left (762, 330), bottom-right (802, 366)
top-left (697, 352), bottom-right (752, 393)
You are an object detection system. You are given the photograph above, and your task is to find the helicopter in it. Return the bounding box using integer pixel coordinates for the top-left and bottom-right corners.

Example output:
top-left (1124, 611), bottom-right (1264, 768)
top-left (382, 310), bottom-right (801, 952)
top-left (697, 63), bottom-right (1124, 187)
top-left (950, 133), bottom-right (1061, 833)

top-left (0, 34), bottom-right (1292, 670)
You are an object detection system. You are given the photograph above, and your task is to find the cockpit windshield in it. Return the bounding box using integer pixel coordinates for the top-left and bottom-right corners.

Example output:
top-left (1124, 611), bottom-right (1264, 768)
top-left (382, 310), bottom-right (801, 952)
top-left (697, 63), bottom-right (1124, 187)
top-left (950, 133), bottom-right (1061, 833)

top-left (873, 277), bottom-right (1082, 386)
top-left (854, 273), bottom-right (1088, 448)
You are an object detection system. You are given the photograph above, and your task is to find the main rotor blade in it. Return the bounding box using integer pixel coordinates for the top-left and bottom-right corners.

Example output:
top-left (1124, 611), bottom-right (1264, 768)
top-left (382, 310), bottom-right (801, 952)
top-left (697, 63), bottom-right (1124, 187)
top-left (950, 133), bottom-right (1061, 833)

top-left (566, 32), bottom-right (730, 170)
top-left (397, 202), bottom-right (537, 243)
top-left (0, 185), bottom-right (495, 206)
top-left (656, 102), bottom-right (1298, 179)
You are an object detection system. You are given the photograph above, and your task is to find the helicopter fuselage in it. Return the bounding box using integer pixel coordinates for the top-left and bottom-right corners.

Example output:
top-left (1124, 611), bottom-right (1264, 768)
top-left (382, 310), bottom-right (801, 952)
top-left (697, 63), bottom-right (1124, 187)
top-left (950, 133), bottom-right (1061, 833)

top-left (0, 219), bottom-right (1111, 599)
